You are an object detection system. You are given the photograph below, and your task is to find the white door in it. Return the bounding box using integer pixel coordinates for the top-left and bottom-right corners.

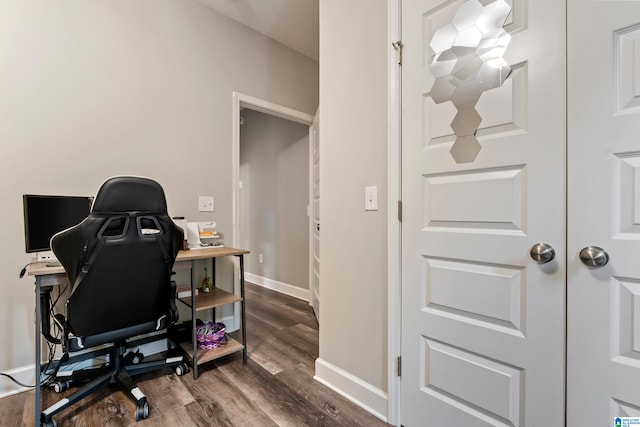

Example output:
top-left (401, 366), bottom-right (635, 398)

top-left (401, 0), bottom-right (566, 425)
top-left (311, 109), bottom-right (320, 321)
top-left (567, 1), bottom-right (640, 425)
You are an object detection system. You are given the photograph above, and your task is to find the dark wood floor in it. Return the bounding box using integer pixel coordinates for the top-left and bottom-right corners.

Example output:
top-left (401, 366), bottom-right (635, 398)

top-left (1, 283), bottom-right (390, 426)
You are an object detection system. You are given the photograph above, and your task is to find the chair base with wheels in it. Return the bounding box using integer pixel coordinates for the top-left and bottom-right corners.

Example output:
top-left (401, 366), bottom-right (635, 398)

top-left (40, 338), bottom-right (189, 426)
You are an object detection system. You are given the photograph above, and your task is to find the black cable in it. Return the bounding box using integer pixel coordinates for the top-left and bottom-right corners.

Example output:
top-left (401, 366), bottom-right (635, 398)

top-left (15, 262), bottom-right (69, 387)
top-left (51, 283), bottom-right (68, 311)
top-left (40, 290), bottom-right (65, 387)
top-left (19, 261), bottom-right (49, 278)
top-left (0, 372), bottom-right (35, 388)
top-left (12, 261), bottom-right (59, 388)
top-left (0, 341), bottom-right (58, 388)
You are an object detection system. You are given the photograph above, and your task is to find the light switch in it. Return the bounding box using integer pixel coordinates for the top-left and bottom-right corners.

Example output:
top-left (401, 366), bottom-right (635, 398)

top-left (199, 196), bottom-right (214, 212)
top-left (365, 186), bottom-right (378, 211)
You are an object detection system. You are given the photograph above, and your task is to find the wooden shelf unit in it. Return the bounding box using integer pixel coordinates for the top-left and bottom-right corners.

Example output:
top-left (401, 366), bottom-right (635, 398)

top-left (175, 247), bottom-right (249, 379)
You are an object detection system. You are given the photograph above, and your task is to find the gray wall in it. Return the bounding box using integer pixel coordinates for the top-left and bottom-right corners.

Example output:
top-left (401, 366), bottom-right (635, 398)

top-left (0, 0), bottom-right (317, 390)
top-left (319, 0), bottom-right (389, 395)
top-left (239, 109), bottom-right (310, 291)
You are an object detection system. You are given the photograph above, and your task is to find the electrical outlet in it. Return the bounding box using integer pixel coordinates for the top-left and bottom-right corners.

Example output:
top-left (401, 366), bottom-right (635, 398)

top-left (198, 196), bottom-right (214, 212)
top-left (258, 254), bottom-right (263, 264)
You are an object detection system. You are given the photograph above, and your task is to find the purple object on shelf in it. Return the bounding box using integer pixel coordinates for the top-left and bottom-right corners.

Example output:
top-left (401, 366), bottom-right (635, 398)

top-left (195, 321), bottom-right (227, 350)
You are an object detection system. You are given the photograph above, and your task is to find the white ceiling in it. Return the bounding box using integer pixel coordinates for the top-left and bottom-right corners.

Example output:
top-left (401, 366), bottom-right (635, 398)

top-left (196, 0), bottom-right (319, 61)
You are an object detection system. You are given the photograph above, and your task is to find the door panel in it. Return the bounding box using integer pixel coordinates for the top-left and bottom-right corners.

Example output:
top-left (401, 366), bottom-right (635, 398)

top-left (401, 0), bottom-right (566, 425)
top-left (567, 1), bottom-right (640, 425)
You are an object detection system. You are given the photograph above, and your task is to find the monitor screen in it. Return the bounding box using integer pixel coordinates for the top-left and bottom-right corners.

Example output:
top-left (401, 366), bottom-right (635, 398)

top-left (23, 194), bottom-right (92, 253)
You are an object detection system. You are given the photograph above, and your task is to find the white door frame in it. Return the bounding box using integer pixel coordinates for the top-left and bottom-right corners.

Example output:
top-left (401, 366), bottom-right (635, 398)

top-left (231, 92), bottom-right (315, 308)
top-left (310, 107), bottom-right (320, 321)
top-left (386, 0), bottom-right (402, 425)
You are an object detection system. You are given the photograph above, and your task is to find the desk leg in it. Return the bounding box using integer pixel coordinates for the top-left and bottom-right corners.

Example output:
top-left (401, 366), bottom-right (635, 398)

top-left (190, 260), bottom-right (199, 380)
top-left (34, 276), bottom-right (42, 427)
top-left (239, 254), bottom-right (247, 362)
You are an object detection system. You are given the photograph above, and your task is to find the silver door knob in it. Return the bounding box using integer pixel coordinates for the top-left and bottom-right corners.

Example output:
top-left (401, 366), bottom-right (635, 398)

top-left (530, 243), bottom-right (555, 264)
top-left (579, 246), bottom-right (609, 268)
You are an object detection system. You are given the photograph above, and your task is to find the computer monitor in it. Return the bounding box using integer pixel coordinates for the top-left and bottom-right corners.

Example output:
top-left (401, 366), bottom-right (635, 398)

top-left (23, 194), bottom-right (92, 261)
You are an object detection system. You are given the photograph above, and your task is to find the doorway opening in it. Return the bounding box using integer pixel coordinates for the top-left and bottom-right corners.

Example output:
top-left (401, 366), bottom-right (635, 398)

top-left (231, 93), bottom-right (316, 311)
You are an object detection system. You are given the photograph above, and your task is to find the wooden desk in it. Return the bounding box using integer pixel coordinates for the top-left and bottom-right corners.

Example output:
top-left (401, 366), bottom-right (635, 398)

top-left (29, 246), bottom-right (249, 426)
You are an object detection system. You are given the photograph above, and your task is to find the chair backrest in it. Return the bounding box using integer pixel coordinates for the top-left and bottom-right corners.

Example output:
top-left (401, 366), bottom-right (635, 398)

top-left (51, 176), bottom-right (183, 340)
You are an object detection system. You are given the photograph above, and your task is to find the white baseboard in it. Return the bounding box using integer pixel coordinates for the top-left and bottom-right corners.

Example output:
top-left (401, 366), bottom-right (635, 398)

top-left (245, 273), bottom-right (310, 302)
top-left (0, 338), bottom-right (171, 399)
top-left (314, 358), bottom-right (388, 423)
top-left (0, 365), bottom-right (34, 398)
top-left (217, 314), bottom-right (237, 332)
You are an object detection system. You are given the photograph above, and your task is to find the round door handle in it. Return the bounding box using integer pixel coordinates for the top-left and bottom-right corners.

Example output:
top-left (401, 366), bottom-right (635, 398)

top-left (579, 246), bottom-right (609, 268)
top-left (530, 243), bottom-right (555, 264)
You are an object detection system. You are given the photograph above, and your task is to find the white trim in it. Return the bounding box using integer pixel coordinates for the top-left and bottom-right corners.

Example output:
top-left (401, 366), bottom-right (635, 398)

top-left (233, 93), bottom-right (315, 128)
top-left (387, 0), bottom-right (402, 425)
top-left (245, 272), bottom-right (310, 302)
top-left (314, 358), bottom-right (388, 423)
top-left (0, 365), bottom-right (34, 398)
top-left (309, 120), bottom-right (314, 309)
top-left (214, 314), bottom-right (237, 332)
top-left (309, 108), bottom-right (320, 315)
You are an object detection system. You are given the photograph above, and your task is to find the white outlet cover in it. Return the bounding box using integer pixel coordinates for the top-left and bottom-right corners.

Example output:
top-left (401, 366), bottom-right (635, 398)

top-left (365, 186), bottom-right (378, 211)
top-left (199, 196), bottom-right (214, 212)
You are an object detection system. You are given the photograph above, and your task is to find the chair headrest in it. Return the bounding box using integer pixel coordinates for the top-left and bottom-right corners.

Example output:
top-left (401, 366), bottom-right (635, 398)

top-left (91, 176), bottom-right (168, 213)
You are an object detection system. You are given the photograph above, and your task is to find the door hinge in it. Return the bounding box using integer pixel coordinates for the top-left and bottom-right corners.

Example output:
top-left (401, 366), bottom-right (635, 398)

top-left (397, 200), bottom-right (402, 222)
top-left (396, 355), bottom-right (402, 377)
top-left (392, 40), bottom-right (403, 66)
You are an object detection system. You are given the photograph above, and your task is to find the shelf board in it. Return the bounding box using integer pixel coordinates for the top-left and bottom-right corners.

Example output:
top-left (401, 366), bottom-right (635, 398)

top-left (179, 287), bottom-right (242, 311)
top-left (178, 336), bottom-right (244, 366)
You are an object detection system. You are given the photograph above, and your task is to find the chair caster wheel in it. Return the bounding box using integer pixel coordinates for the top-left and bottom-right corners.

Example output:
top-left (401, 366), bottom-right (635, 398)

top-left (41, 420), bottom-right (57, 427)
top-left (51, 380), bottom-right (70, 393)
top-left (135, 402), bottom-right (150, 421)
top-left (124, 350), bottom-right (144, 365)
top-left (174, 363), bottom-right (189, 376)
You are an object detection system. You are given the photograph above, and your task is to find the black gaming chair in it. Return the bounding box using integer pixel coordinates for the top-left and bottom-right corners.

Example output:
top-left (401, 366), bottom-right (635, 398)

top-left (40, 176), bottom-right (188, 427)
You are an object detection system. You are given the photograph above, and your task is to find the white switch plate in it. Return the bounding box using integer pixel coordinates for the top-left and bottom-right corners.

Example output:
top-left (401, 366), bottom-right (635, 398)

top-left (365, 186), bottom-right (378, 211)
top-left (199, 196), bottom-right (214, 212)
